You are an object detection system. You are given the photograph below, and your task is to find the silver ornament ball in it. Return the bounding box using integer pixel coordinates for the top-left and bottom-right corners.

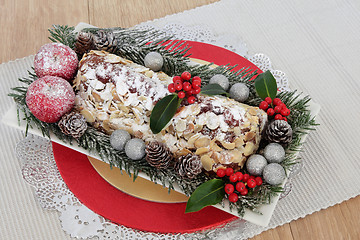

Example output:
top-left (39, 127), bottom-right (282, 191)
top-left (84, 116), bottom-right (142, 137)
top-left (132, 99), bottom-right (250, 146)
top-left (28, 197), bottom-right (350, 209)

top-left (124, 138), bottom-right (146, 160)
top-left (144, 52), bottom-right (163, 71)
top-left (263, 163), bottom-right (286, 185)
top-left (246, 154), bottom-right (267, 176)
top-left (229, 83), bottom-right (250, 102)
top-left (209, 74), bottom-right (230, 91)
top-left (264, 143), bottom-right (285, 163)
top-left (110, 129), bottom-right (131, 151)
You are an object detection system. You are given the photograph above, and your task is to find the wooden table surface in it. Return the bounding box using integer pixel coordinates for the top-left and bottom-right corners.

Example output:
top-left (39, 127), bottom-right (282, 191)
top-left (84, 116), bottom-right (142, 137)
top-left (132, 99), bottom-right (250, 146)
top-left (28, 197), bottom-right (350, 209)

top-left (1, 0), bottom-right (359, 239)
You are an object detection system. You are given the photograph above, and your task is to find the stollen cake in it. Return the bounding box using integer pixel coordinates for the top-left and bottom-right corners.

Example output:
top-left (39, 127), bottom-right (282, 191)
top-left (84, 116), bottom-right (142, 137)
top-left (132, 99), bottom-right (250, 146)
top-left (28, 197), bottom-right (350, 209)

top-left (74, 50), bottom-right (267, 171)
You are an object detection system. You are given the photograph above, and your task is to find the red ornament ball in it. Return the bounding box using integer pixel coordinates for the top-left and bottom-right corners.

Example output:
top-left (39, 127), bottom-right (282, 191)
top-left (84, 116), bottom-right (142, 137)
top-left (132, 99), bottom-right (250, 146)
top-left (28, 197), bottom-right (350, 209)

top-left (274, 105), bottom-right (282, 113)
top-left (228, 193), bottom-right (239, 203)
top-left (192, 79), bottom-right (201, 88)
top-left (177, 91), bottom-right (185, 99)
top-left (235, 172), bottom-right (243, 181)
top-left (267, 108), bottom-right (275, 116)
top-left (236, 182), bottom-right (246, 192)
top-left (255, 176), bottom-right (263, 186)
top-left (225, 168), bottom-right (234, 176)
top-left (26, 76), bottom-right (75, 123)
top-left (34, 42), bottom-right (78, 81)
top-left (181, 71), bottom-right (191, 81)
top-left (225, 184), bottom-right (235, 194)
top-left (265, 97), bottom-right (272, 104)
top-left (174, 81), bottom-right (183, 91)
top-left (173, 76), bottom-right (182, 83)
top-left (182, 82), bottom-right (192, 92)
top-left (259, 101), bottom-right (269, 110)
top-left (273, 98), bottom-right (282, 106)
top-left (216, 169), bottom-right (226, 178)
top-left (193, 86), bottom-right (201, 95)
top-left (275, 114), bottom-right (283, 120)
top-left (242, 173), bottom-right (250, 182)
top-left (187, 96), bottom-right (196, 104)
top-left (240, 188), bottom-right (248, 196)
top-left (229, 173), bottom-right (238, 182)
top-left (281, 108), bottom-right (291, 116)
top-left (247, 179), bottom-right (256, 188)
top-left (168, 83), bottom-right (175, 93)
top-left (192, 76), bottom-right (201, 81)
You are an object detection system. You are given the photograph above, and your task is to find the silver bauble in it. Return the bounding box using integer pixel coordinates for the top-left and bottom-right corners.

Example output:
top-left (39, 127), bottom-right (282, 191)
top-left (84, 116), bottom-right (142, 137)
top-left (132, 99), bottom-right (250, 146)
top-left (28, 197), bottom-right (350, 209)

top-left (229, 83), bottom-right (249, 102)
top-left (144, 52), bottom-right (163, 71)
top-left (209, 74), bottom-right (230, 91)
top-left (110, 129), bottom-right (131, 151)
top-left (264, 143), bottom-right (285, 163)
top-left (124, 138), bottom-right (146, 160)
top-left (246, 154), bottom-right (267, 176)
top-left (263, 163), bottom-right (286, 185)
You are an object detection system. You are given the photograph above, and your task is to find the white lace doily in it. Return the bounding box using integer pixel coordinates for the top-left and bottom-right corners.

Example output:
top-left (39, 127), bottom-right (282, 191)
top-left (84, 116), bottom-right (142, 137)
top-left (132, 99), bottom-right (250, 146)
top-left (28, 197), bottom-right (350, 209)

top-left (17, 23), bottom-right (294, 239)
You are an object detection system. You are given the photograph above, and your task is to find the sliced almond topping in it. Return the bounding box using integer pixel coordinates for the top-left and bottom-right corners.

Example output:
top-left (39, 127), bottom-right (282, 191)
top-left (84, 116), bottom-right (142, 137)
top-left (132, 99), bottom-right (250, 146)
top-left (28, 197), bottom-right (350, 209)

top-left (134, 130), bottom-right (144, 139)
top-left (175, 148), bottom-right (192, 156)
top-left (194, 136), bottom-right (211, 148)
top-left (211, 152), bottom-right (222, 163)
top-left (119, 105), bottom-right (130, 114)
top-left (144, 70), bottom-right (154, 78)
top-left (175, 119), bottom-right (187, 132)
top-left (102, 120), bottom-right (111, 132)
top-left (200, 155), bottom-right (214, 171)
top-left (234, 137), bottom-right (245, 148)
top-left (245, 132), bottom-right (256, 141)
top-left (210, 139), bottom-right (223, 152)
top-left (195, 147), bottom-right (210, 155)
top-left (233, 126), bottom-right (241, 136)
top-left (92, 91), bottom-right (102, 102)
top-left (104, 54), bottom-right (122, 63)
top-left (248, 107), bottom-right (257, 116)
top-left (188, 134), bottom-right (201, 148)
top-left (97, 112), bottom-right (109, 121)
top-left (80, 109), bottom-right (95, 123)
top-left (244, 142), bottom-right (255, 156)
top-left (220, 141), bottom-right (236, 150)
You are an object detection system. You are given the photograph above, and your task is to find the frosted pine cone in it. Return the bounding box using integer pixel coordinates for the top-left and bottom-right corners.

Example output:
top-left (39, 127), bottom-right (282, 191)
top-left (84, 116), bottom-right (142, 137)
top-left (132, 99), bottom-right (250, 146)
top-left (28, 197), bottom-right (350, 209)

top-left (58, 112), bottom-right (88, 139)
top-left (74, 32), bottom-right (94, 57)
top-left (94, 30), bottom-right (118, 53)
top-left (265, 120), bottom-right (293, 144)
top-left (176, 154), bottom-right (202, 179)
top-left (145, 142), bottom-right (174, 169)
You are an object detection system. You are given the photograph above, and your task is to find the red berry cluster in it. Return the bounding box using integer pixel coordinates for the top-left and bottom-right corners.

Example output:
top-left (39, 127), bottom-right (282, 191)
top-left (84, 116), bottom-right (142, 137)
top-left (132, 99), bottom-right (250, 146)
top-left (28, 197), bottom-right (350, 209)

top-left (216, 168), bottom-right (263, 203)
top-left (168, 72), bottom-right (201, 104)
top-left (259, 97), bottom-right (291, 121)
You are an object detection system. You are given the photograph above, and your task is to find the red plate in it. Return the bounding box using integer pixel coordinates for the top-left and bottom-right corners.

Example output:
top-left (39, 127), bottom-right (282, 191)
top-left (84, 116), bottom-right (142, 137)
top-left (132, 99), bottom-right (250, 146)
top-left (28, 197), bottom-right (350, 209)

top-left (53, 41), bottom-right (262, 233)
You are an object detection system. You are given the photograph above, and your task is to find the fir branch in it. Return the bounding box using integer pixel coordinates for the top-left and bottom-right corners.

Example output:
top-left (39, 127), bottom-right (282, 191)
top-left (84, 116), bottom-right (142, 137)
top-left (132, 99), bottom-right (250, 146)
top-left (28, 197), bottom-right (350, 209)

top-left (48, 25), bottom-right (76, 48)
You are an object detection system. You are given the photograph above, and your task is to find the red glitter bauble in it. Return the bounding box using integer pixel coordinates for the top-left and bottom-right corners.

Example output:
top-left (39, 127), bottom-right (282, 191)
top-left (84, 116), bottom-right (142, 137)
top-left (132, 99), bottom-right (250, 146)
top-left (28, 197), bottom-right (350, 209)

top-left (34, 43), bottom-right (78, 80)
top-left (26, 76), bottom-right (75, 123)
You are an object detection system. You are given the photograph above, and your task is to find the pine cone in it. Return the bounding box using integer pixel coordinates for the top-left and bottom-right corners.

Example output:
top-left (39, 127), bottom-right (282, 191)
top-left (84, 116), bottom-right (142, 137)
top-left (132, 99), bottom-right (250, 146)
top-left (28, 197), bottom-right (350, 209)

top-left (93, 30), bottom-right (118, 53)
top-left (58, 112), bottom-right (88, 139)
top-left (265, 120), bottom-right (293, 144)
top-left (176, 154), bottom-right (202, 179)
top-left (74, 32), bottom-right (94, 57)
top-left (145, 142), bottom-right (174, 169)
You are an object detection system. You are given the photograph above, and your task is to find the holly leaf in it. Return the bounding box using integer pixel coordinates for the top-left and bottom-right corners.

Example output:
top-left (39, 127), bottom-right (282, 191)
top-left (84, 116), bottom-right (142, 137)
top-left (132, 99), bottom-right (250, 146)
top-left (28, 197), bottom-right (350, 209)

top-left (254, 70), bottom-right (277, 100)
top-left (150, 94), bottom-right (181, 134)
top-left (200, 84), bottom-right (229, 97)
top-left (185, 179), bottom-right (225, 213)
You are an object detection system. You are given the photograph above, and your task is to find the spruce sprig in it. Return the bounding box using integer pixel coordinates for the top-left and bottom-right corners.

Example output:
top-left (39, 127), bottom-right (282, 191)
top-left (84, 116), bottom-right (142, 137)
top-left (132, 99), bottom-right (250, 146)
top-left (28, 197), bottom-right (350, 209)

top-left (48, 25), bottom-right (76, 49)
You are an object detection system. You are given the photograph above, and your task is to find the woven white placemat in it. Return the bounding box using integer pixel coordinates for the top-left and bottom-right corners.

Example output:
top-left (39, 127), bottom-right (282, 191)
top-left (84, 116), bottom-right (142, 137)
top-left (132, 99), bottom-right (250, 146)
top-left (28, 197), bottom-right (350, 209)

top-left (1, 0), bottom-right (360, 239)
